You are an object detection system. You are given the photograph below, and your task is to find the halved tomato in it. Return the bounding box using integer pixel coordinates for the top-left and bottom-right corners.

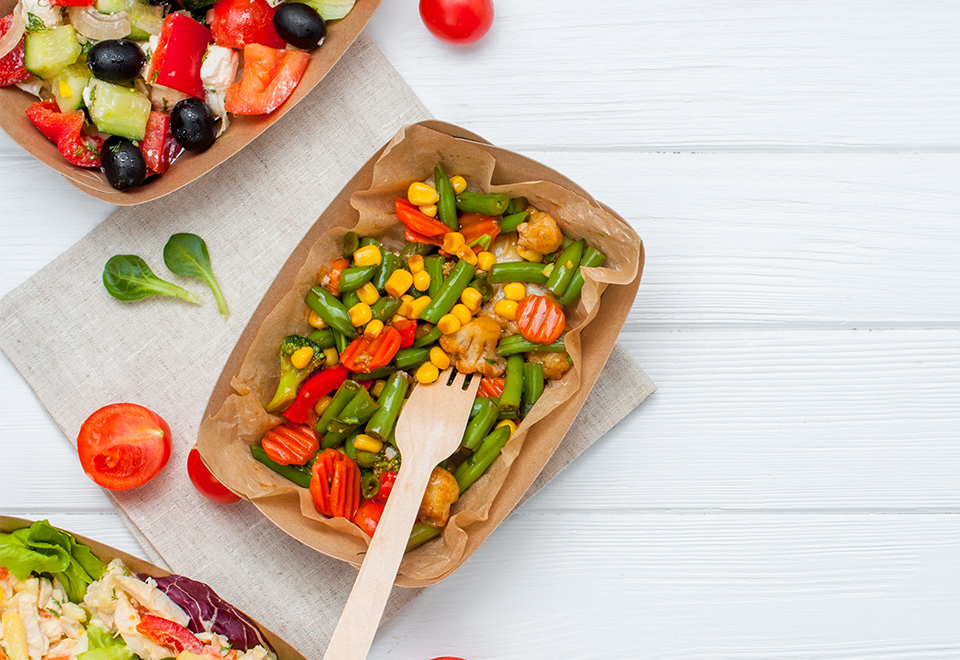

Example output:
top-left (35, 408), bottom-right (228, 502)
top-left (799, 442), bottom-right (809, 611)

top-left (224, 43), bottom-right (308, 115)
top-left (187, 447), bottom-right (240, 504)
top-left (77, 403), bottom-right (171, 491)
top-left (0, 14), bottom-right (31, 87)
top-left (210, 0), bottom-right (285, 50)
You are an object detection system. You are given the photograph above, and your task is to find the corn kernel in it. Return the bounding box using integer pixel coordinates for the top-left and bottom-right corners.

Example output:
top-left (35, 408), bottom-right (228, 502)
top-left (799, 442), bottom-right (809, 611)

top-left (443, 232), bottom-right (466, 254)
top-left (494, 299), bottom-right (518, 320)
top-left (390, 314), bottom-right (408, 324)
top-left (408, 295), bottom-right (432, 320)
top-left (518, 247), bottom-right (543, 262)
top-left (353, 245), bottom-right (382, 267)
top-left (407, 255), bottom-right (425, 273)
top-left (437, 314), bottom-right (461, 335)
top-left (371, 379), bottom-right (387, 398)
top-left (59, 81), bottom-right (72, 98)
top-left (413, 270), bottom-right (431, 292)
top-left (503, 283), bottom-right (526, 301)
top-left (449, 175), bottom-right (467, 195)
top-left (407, 181), bottom-right (439, 206)
top-left (353, 433), bottom-right (384, 454)
top-left (291, 346), bottom-right (314, 370)
top-left (420, 204), bottom-right (438, 218)
top-left (496, 419), bottom-right (518, 436)
top-left (397, 294), bottom-right (415, 317)
top-left (416, 362), bottom-right (440, 384)
top-left (461, 287), bottom-right (483, 312)
top-left (477, 251), bottom-right (496, 271)
top-left (364, 319), bottom-right (384, 340)
top-left (308, 310), bottom-right (328, 329)
top-left (314, 395), bottom-right (333, 416)
top-left (430, 347), bottom-right (451, 370)
top-left (357, 282), bottom-right (380, 306)
top-left (323, 347), bottom-right (339, 366)
top-left (541, 263), bottom-right (554, 278)
top-left (349, 302), bottom-right (373, 327)
top-left (2, 611), bottom-right (29, 660)
top-left (456, 246), bottom-right (478, 266)
top-left (385, 269), bottom-right (414, 297)
top-left (451, 303), bottom-right (473, 325)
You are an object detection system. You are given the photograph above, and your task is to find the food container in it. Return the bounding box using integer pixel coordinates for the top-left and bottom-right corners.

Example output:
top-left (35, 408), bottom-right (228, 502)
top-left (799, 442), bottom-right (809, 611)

top-left (0, 0), bottom-right (381, 205)
top-left (197, 120), bottom-right (645, 587)
top-left (0, 515), bottom-right (307, 660)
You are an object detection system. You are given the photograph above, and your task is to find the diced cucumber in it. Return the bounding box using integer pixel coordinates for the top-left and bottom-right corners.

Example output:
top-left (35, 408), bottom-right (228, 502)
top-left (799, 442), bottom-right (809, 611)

top-left (53, 62), bottom-right (92, 113)
top-left (24, 25), bottom-right (82, 81)
top-left (94, 0), bottom-right (162, 39)
top-left (87, 79), bottom-right (151, 140)
top-left (285, 0), bottom-right (354, 21)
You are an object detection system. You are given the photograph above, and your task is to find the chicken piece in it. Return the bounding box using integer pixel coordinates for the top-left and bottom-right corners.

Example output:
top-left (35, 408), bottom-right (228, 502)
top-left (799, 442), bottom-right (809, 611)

top-left (439, 316), bottom-right (507, 377)
top-left (517, 210), bottom-right (563, 255)
top-left (418, 466), bottom-right (460, 528)
top-left (526, 350), bottom-right (573, 380)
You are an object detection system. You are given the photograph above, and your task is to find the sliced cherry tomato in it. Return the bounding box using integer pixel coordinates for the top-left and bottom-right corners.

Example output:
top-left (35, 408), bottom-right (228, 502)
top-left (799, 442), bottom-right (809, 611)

top-left (77, 403), bottom-right (171, 491)
top-left (210, 0), bottom-right (285, 50)
top-left (477, 376), bottom-right (504, 398)
top-left (395, 198), bottom-right (450, 237)
top-left (261, 422), bottom-right (319, 466)
top-left (419, 0), bottom-right (493, 45)
top-left (140, 111), bottom-right (181, 175)
top-left (0, 14), bottom-right (31, 87)
top-left (25, 99), bottom-right (103, 168)
top-left (340, 326), bottom-right (402, 374)
top-left (353, 499), bottom-right (384, 537)
top-left (515, 295), bottom-right (566, 345)
top-left (136, 615), bottom-right (205, 654)
top-left (224, 43), bottom-right (308, 115)
top-left (373, 470), bottom-right (397, 504)
top-left (148, 13), bottom-right (213, 99)
top-left (310, 449), bottom-right (361, 518)
top-left (391, 319), bottom-right (417, 349)
top-left (187, 447), bottom-right (240, 504)
top-left (323, 257), bottom-right (351, 297)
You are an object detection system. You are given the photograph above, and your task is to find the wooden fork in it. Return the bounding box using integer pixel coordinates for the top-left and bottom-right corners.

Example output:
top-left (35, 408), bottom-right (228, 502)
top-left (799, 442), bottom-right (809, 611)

top-left (322, 368), bottom-right (480, 660)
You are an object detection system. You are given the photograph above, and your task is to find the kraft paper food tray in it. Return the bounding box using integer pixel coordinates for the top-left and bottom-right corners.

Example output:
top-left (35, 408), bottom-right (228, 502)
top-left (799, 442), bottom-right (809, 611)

top-left (0, 0), bottom-right (381, 205)
top-left (197, 120), bottom-right (645, 588)
top-left (1, 516), bottom-right (307, 660)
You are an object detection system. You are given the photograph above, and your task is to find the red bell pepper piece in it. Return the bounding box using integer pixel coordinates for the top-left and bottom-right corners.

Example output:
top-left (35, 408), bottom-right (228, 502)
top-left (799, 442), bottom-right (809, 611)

top-left (48, 0), bottom-right (95, 5)
top-left (25, 99), bottom-right (102, 168)
top-left (477, 377), bottom-right (505, 398)
top-left (458, 212), bottom-right (501, 250)
top-left (404, 227), bottom-right (444, 248)
top-left (224, 43), bottom-right (308, 116)
top-left (148, 13), bottom-right (213, 99)
top-left (373, 471), bottom-right (397, 503)
top-left (140, 111), bottom-right (182, 175)
top-left (135, 615), bottom-right (205, 655)
top-left (0, 14), bottom-right (31, 87)
top-left (353, 498), bottom-right (384, 537)
top-left (210, 0), bottom-right (285, 50)
top-left (391, 319), bottom-right (417, 349)
top-left (340, 327), bottom-right (402, 374)
top-left (323, 257), bottom-right (350, 297)
top-left (395, 198), bottom-right (451, 237)
top-left (282, 364), bottom-right (350, 425)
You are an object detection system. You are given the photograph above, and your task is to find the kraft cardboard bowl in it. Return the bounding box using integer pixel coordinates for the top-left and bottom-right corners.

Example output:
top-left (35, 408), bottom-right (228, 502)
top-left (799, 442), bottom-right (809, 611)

top-left (1, 515), bottom-right (307, 660)
top-left (197, 121), bottom-right (644, 588)
top-left (0, 0), bottom-right (380, 205)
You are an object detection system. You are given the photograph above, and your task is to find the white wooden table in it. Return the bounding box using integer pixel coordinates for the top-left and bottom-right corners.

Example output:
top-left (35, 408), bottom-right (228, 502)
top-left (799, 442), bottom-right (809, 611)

top-left (3, 1), bottom-right (959, 658)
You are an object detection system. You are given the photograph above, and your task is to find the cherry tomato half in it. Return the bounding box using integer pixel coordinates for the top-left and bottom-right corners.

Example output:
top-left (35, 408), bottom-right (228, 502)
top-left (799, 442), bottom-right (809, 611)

top-left (77, 403), bottom-right (171, 491)
top-left (187, 447), bottom-right (240, 504)
top-left (419, 0), bottom-right (493, 45)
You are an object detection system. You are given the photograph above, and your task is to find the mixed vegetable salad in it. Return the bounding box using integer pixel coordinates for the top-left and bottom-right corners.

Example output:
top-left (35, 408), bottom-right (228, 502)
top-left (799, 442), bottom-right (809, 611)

top-left (0, 0), bottom-right (354, 189)
top-left (0, 520), bottom-right (276, 660)
top-left (251, 163), bottom-right (607, 550)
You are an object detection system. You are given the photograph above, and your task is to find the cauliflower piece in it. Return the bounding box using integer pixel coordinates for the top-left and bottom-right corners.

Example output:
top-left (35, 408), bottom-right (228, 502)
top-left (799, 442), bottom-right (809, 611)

top-left (526, 350), bottom-right (572, 380)
top-left (418, 466), bottom-right (460, 528)
top-left (439, 316), bottom-right (506, 377)
top-left (517, 210), bottom-right (563, 255)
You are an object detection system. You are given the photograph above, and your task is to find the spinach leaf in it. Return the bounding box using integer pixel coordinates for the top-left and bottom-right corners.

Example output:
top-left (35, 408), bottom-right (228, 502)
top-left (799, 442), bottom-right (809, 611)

top-left (163, 233), bottom-right (229, 319)
top-left (103, 255), bottom-right (202, 305)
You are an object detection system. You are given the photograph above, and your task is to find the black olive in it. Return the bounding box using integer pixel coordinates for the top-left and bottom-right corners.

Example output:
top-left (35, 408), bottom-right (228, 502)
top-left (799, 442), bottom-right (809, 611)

top-left (273, 3), bottom-right (326, 50)
top-left (101, 136), bottom-right (147, 190)
top-left (87, 40), bottom-right (145, 85)
top-left (170, 98), bottom-right (217, 152)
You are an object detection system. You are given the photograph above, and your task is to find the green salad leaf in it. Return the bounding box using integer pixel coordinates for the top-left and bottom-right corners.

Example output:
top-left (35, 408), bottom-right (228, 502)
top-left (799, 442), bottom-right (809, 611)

top-left (103, 255), bottom-right (203, 305)
top-left (163, 233), bottom-right (229, 320)
top-left (78, 621), bottom-right (136, 660)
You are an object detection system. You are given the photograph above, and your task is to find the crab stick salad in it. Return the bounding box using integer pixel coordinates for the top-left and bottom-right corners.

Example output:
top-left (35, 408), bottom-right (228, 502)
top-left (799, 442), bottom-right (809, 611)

top-left (251, 163), bottom-right (608, 549)
top-left (0, 520), bottom-right (276, 660)
top-left (0, 0), bottom-right (353, 189)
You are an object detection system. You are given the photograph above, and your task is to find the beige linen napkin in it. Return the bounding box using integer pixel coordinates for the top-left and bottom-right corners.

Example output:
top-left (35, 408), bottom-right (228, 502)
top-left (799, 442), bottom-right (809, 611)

top-left (0, 35), bottom-right (654, 657)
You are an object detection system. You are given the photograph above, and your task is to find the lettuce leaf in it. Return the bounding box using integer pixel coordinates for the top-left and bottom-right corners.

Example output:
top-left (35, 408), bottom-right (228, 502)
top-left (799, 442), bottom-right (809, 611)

top-left (78, 621), bottom-right (136, 660)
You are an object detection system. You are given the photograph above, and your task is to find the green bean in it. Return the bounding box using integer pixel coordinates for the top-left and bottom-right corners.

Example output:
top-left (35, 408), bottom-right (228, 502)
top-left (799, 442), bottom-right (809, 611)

top-left (325, 387), bottom-right (380, 435)
top-left (407, 522), bottom-right (442, 551)
top-left (342, 428), bottom-right (360, 457)
top-left (360, 237), bottom-right (381, 248)
top-left (454, 425), bottom-right (512, 492)
top-left (399, 241), bottom-right (436, 259)
top-left (435, 162), bottom-right (459, 230)
top-left (356, 451), bottom-right (380, 470)
top-left (556, 246), bottom-right (608, 307)
top-left (545, 239), bottom-right (585, 298)
top-left (498, 354), bottom-right (524, 414)
top-left (420, 260), bottom-right (476, 324)
top-left (498, 409), bottom-right (519, 420)
top-left (461, 397), bottom-right (500, 450)
top-left (489, 261), bottom-right (548, 285)
top-left (371, 296), bottom-right (402, 322)
top-left (342, 290), bottom-right (360, 310)
top-left (306, 328), bottom-right (336, 350)
top-left (354, 365), bottom-right (397, 381)
top-left (499, 210), bottom-right (529, 234)
top-left (373, 252), bottom-right (400, 292)
top-left (338, 265), bottom-right (377, 293)
top-left (251, 445), bottom-right (311, 488)
top-left (413, 325), bottom-right (442, 348)
top-left (395, 347), bottom-right (430, 371)
top-left (315, 380), bottom-right (363, 436)
top-left (332, 329), bottom-right (350, 354)
top-left (472, 396), bottom-right (498, 417)
top-left (424, 255), bottom-right (446, 298)
top-left (497, 333), bottom-right (566, 357)
top-left (361, 471), bottom-right (380, 499)
top-left (505, 197), bottom-right (528, 215)
top-left (455, 192), bottom-right (510, 216)
top-left (342, 231), bottom-right (359, 258)
top-left (470, 272), bottom-right (494, 302)
top-left (306, 286), bottom-right (357, 338)
top-left (365, 371), bottom-right (411, 440)
top-left (468, 233), bottom-right (493, 251)
top-left (521, 362), bottom-right (544, 417)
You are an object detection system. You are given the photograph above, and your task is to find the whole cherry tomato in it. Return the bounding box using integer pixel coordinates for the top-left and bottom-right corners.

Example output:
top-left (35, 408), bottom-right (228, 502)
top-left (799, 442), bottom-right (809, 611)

top-left (77, 403), bottom-right (171, 491)
top-left (187, 447), bottom-right (241, 504)
top-left (419, 0), bottom-right (493, 45)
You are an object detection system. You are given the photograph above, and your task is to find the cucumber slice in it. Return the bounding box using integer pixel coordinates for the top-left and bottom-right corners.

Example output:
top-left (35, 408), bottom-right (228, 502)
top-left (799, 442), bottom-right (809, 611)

top-left (94, 0), bottom-right (162, 39)
top-left (87, 79), bottom-right (151, 140)
top-left (286, 0), bottom-right (354, 21)
top-left (53, 62), bottom-right (92, 112)
top-left (24, 25), bottom-right (82, 81)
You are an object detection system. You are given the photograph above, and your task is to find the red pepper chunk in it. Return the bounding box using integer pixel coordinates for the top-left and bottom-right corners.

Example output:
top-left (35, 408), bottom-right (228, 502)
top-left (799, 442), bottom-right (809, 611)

top-left (404, 227), bottom-right (444, 248)
top-left (148, 13), bottom-right (213, 100)
top-left (48, 0), bottom-right (96, 5)
top-left (140, 111), bottom-right (182, 175)
top-left (0, 14), bottom-right (31, 87)
top-left (458, 212), bottom-right (501, 250)
top-left (391, 319), bottom-right (417, 349)
top-left (353, 499), bottom-right (384, 537)
top-left (373, 471), bottom-right (397, 503)
top-left (395, 198), bottom-right (450, 237)
top-left (282, 364), bottom-right (349, 424)
top-left (25, 100), bottom-right (102, 168)
top-left (340, 326), bottom-right (402, 374)
top-left (311, 449), bottom-right (360, 519)
top-left (135, 615), bottom-right (205, 655)
top-left (210, 0), bottom-right (285, 50)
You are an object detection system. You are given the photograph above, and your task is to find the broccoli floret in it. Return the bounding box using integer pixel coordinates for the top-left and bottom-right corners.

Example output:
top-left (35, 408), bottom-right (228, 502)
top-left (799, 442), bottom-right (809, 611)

top-left (265, 335), bottom-right (327, 412)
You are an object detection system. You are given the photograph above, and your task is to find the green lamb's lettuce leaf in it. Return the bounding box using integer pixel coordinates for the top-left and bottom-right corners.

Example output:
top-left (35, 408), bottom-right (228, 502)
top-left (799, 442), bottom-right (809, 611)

top-left (292, 0), bottom-right (355, 21)
top-left (78, 621), bottom-right (136, 660)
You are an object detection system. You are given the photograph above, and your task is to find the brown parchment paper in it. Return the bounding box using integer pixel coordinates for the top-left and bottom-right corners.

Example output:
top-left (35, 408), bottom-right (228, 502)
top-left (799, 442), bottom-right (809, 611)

top-left (1, 516), bottom-right (306, 660)
top-left (197, 122), bottom-right (644, 587)
top-left (0, 0), bottom-right (380, 205)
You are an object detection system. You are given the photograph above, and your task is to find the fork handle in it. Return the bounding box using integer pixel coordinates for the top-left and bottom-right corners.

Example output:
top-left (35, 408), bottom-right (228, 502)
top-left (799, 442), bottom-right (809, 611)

top-left (322, 456), bottom-right (436, 660)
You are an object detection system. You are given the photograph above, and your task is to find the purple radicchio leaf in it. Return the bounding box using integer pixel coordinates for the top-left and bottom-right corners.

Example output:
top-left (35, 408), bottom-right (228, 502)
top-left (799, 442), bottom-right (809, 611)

top-left (139, 574), bottom-right (274, 653)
